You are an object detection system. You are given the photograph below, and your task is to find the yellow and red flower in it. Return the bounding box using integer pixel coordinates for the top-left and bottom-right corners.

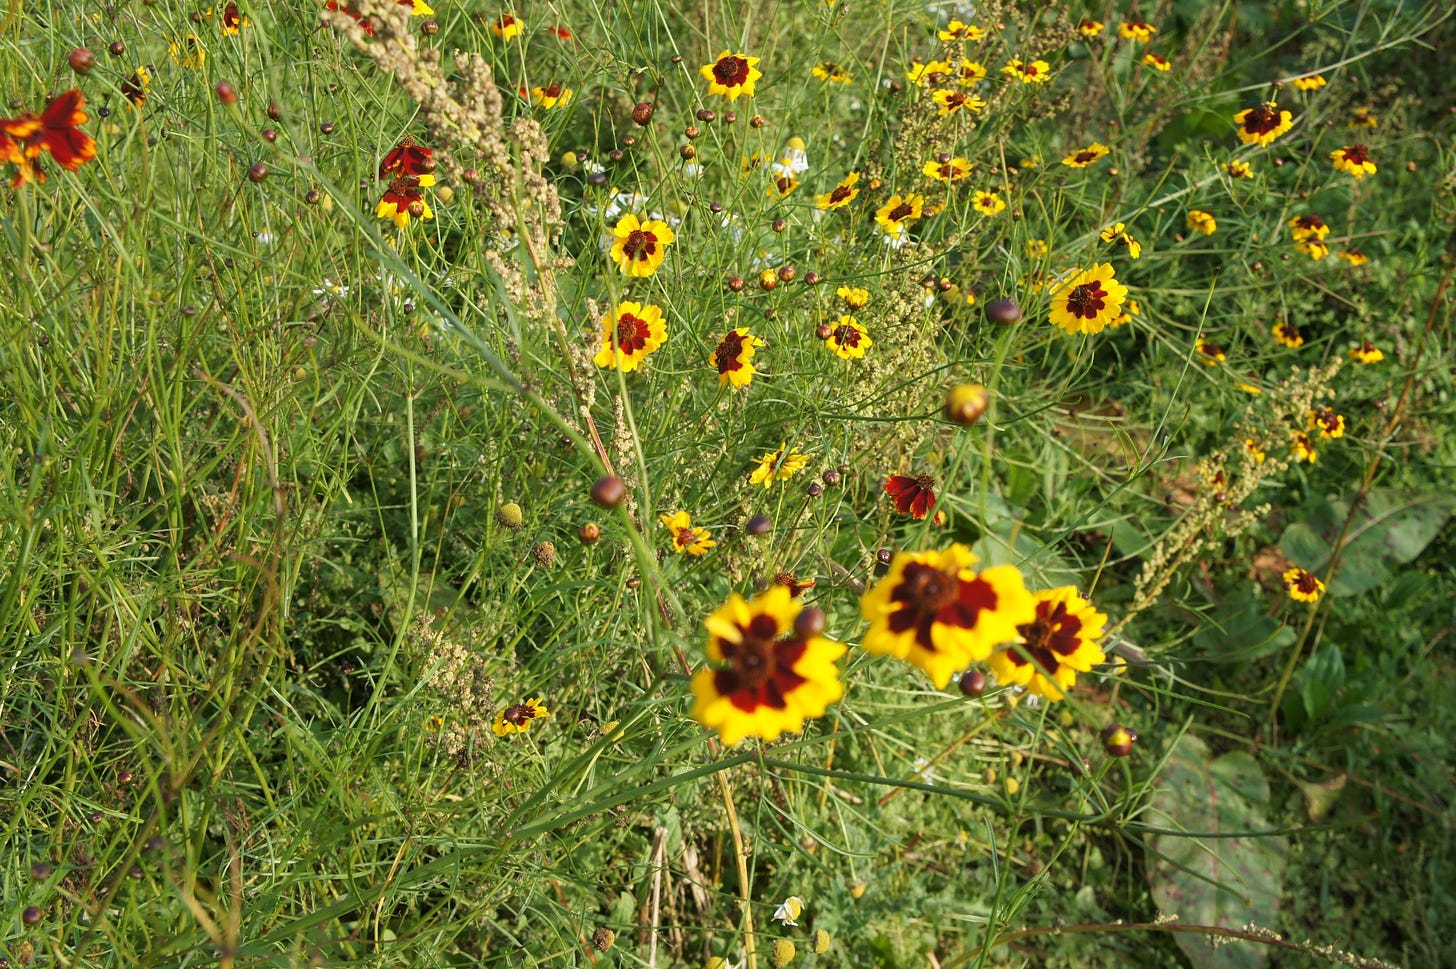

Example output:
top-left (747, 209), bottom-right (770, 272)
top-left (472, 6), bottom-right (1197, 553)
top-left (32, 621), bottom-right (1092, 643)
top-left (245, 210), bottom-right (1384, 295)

top-left (1294, 241), bottom-right (1329, 260)
top-left (1118, 18), bottom-right (1157, 42)
top-left (1290, 431), bottom-right (1318, 463)
top-left (492, 697), bottom-right (549, 736)
top-left (1234, 101), bottom-right (1293, 146)
top-left (1195, 336), bottom-right (1226, 364)
top-left (922, 157), bottom-right (972, 183)
top-left (1330, 144), bottom-right (1376, 178)
top-left (121, 67), bottom-right (151, 108)
top-left (938, 19), bottom-right (984, 41)
top-left (1048, 263), bottom-right (1129, 335)
top-left (883, 474), bottom-right (936, 520)
top-left (1142, 52), bottom-right (1171, 72)
top-left (1001, 59), bottom-right (1052, 83)
top-left (955, 58), bottom-right (988, 85)
top-left (710, 327), bottom-right (762, 389)
top-left (524, 82), bottom-right (573, 109)
top-left (1061, 143), bottom-right (1110, 168)
top-left (691, 586), bottom-right (845, 746)
top-left (837, 286), bottom-right (871, 309)
top-left (1077, 18), bottom-right (1105, 38)
top-left (906, 59), bottom-right (952, 87)
top-left (751, 443), bottom-right (811, 486)
top-left (221, 1), bottom-right (250, 34)
top-left (1349, 106), bottom-right (1378, 128)
top-left (931, 89), bottom-right (986, 116)
top-left (701, 51), bottom-right (762, 101)
top-left (811, 61), bottom-right (852, 83)
top-left (1350, 340), bottom-right (1383, 363)
top-left (860, 544), bottom-right (1035, 689)
top-left (1288, 214), bottom-right (1329, 241)
top-left (1282, 568), bottom-right (1324, 603)
top-left (1290, 73), bottom-right (1326, 91)
top-left (0, 89), bottom-right (97, 186)
top-left (593, 301), bottom-right (667, 372)
top-left (1272, 321), bottom-right (1304, 348)
top-left (1338, 249), bottom-right (1369, 267)
top-left (661, 510), bottom-right (715, 556)
top-left (1186, 209), bottom-right (1217, 235)
top-left (1100, 222), bottom-right (1142, 259)
top-left (987, 587), bottom-right (1107, 701)
top-left (972, 190), bottom-right (1006, 215)
top-left (491, 13), bottom-right (524, 39)
top-left (1224, 159), bottom-right (1254, 179)
top-left (380, 136), bottom-right (436, 186)
top-left (375, 176), bottom-right (433, 228)
top-left (1309, 405), bottom-right (1345, 439)
top-left (609, 213), bottom-right (674, 277)
top-left (875, 194), bottom-right (924, 240)
top-left (825, 315), bottom-right (871, 359)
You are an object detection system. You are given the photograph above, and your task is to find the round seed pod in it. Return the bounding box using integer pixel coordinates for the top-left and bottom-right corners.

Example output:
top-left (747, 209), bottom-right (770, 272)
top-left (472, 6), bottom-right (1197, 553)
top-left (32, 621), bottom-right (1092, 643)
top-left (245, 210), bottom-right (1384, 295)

top-left (943, 383), bottom-right (990, 426)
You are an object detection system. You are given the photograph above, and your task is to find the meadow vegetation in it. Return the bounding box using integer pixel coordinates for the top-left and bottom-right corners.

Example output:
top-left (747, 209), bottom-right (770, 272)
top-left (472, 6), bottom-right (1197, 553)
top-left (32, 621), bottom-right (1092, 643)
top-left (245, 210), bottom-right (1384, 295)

top-left (3, 0), bottom-right (1455, 966)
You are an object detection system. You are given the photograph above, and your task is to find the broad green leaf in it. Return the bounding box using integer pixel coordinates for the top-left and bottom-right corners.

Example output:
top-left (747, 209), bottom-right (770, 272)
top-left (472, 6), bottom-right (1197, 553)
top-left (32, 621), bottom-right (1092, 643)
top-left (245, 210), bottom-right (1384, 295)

top-left (1147, 734), bottom-right (1288, 969)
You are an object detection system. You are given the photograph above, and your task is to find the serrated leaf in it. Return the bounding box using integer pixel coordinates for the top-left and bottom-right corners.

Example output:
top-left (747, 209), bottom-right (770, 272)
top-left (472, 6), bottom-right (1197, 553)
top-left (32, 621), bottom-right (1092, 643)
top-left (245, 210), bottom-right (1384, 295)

top-left (1147, 734), bottom-right (1288, 969)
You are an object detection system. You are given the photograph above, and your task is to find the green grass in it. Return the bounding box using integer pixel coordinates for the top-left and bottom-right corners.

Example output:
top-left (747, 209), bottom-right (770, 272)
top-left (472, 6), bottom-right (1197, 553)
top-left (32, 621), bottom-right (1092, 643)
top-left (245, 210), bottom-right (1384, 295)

top-left (3, 0), bottom-right (1456, 966)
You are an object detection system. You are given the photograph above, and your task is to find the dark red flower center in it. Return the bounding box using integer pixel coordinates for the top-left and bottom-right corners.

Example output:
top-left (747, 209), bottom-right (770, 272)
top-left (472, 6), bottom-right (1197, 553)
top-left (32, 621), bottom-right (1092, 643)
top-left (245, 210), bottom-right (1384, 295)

top-left (829, 184), bottom-right (854, 203)
top-left (714, 613), bottom-right (808, 711)
top-left (675, 527), bottom-right (697, 548)
top-left (943, 92), bottom-right (966, 109)
top-left (614, 313), bottom-right (650, 352)
top-left (1339, 144), bottom-right (1371, 165)
top-left (713, 55), bottom-right (751, 87)
top-left (887, 562), bottom-right (998, 652)
top-left (832, 324), bottom-right (862, 347)
top-left (502, 703), bottom-right (537, 727)
top-left (1242, 104), bottom-right (1283, 135)
top-left (1073, 150), bottom-right (1098, 164)
top-left (542, 82), bottom-right (564, 98)
top-left (224, 2), bottom-right (242, 27)
top-left (714, 331), bottom-right (747, 373)
top-left (1065, 281), bottom-right (1108, 319)
top-left (1023, 63), bottom-right (1040, 76)
top-left (1010, 599), bottom-right (1084, 672)
top-left (621, 228), bottom-right (656, 261)
top-left (887, 202), bottom-right (914, 222)
top-left (1296, 216), bottom-right (1325, 231)
top-left (1293, 571), bottom-right (1320, 594)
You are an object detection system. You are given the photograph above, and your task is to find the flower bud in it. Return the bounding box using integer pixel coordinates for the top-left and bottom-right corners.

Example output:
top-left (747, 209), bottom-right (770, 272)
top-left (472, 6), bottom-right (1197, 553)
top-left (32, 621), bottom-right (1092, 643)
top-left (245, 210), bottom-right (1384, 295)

top-left (497, 502), bottom-right (524, 529)
top-left (1101, 723), bottom-right (1138, 757)
top-left (578, 522), bottom-right (601, 545)
top-left (985, 297), bottom-right (1021, 325)
top-left (215, 81), bottom-right (238, 105)
top-left (745, 514), bottom-right (771, 536)
top-left (631, 101), bottom-right (654, 125)
top-left (247, 162), bottom-right (268, 182)
top-left (69, 48), bottom-right (95, 73)
top-left (943, 383), bottom-right (989, 426)
top-left (959, 669), bottom-right (987, 697)
top-left (793, 606), bottom-right (826, 640)
top-left (590, 476), bottom-right (626, 508)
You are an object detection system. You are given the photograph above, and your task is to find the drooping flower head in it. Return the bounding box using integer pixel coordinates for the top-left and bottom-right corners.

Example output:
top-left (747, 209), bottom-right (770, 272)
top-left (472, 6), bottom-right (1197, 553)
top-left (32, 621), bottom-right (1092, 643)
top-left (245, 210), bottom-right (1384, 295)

top-left (527, 82), bottom-right (573, 109)
top-left (987, 587), bottom-right (1108, 701)
top-left (815, 171), bottom-right (860, 210)
top-left (375, 176), bottom-right (433, 228)
top-left (1100, 222), bottom-right (1142, 259)
top-left (1272, 321), bottom-right (1304, 349)
top-left (1195, 336), bottom-right (1226, 365)
top-left (492, 697), bottom-right (550, 736)
top-left (1142, 52), bottom-right (1171, 72)
top-left (1048, 263), bottom-right (1129, 334)
top-left (169, 34), bottom-right (207, 68)
top-left (1186, 210), bottom-right (1217, 235)
top-left (750, 443), bottom-right (810, 486)
top-left (860, 544), bottom-right (1035, 689)
top-left (593, 301), bottom-right (667, 371)
top-left (883, 474), bottom-right (936, 520)
top-left (1233, 101), bottom-right (1293, 146)
top-left (1338, 249), bottom-right (1369, 267)
top-left (691, 586), bottom-right (845, 746)
top-left (1288, 214), bottom-right (1329, 241)
top-left (1282, 567), bottom-right (1324, 603)
top-left (1350, 340), bottom-right (1383, 364)
top-left (701, 51), bottom-right (762, 101)
top-left (1291, 73), bottom-right (1326, 91)
top-left (121, 67), bottom-right (151, 107)
top-left (824, 315), bottom-right (871, 359)
top-left (710, 327), bottom-right (762, 389)
top-left (661, 511), bottom-right (715, 556)
top-left (609, 213), bottom-right (675, 277)
top-left (221, 2), bottom-right (250, 34)
top-left (939, 19), bottom-right (984, 41)
top-left (1294, 241), bottom-right (1330, 260)
top-left (1290, 431), bottom-right (1318, 463)
top-left (491, 13), bottom-right (523, 39)
top-left (1330, 144), bottom-right (1376, 178)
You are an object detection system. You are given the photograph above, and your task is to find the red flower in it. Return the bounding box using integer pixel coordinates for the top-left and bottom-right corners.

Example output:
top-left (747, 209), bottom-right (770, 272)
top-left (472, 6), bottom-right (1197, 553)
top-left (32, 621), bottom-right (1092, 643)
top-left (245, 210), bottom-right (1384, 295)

top-left (0, 89), bottom-right (98, 185)
top-left (884, 474), bottom-right (937, 520)
top-left (379, 136), bottom-right (434, 180)
top-left (325, 1), bottom-right (375, 34)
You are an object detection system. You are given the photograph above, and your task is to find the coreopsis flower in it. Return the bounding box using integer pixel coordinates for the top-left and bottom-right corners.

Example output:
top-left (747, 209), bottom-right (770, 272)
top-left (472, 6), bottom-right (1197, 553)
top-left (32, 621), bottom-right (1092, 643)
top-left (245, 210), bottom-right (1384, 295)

top-left (1195, 336), bottom-right (1226, 364)
top-left (1077, 18), bottom-right (1105, 38)
top-left (1330, 144), bottom-right (1376, 178)
top-left (398, 0), bottom-right (432, 12)
top-left (972, 190), bottom-right (1006, 215)
top-left (1186, 210), bottom-right (1217, 235)
top-left (0, 89), bottom-right (97, 185)
top-left (875, 194), bottom-right (924, 240)
top-left (1001, 59), bottom-right (1052, 83)
top-left (1026, 238), bottom-right (1049, 257)
top-left (1238, 381), bottom-right (1263, 395)
top-left (1349, 106), bottom-right (1378, 128)
top-left (837, 285), bottom-right (870, 309)
top-left (931, 89), bottom-right (986, 116)
top-left (1062, 143), bottom-right (1110, 168)
top-left (774, 573), bottom-right (817, 597)
top-left (1350, 340), bottom-right (1383, 363)
top-left (221, 2), bottom-right (249, 33)
top-left (691, 587), bottom-right (845, 746)
top-left (1142, 52), bottom-right (1171, 71)
top-left (380, 136), bottom-right (436, 185)
top-left (811, 61), bottom-right (852, 83)
top-left (1224, 159), bottom-right (1254, 179)
top-left (987, 587), bottom-right (1107, 701)
top-left (955, 58), bottom-right (988, 85)
top-left (1288, 214), bottom-right (1330, 242)
top-left (923, 157), bottom-right (972, 182)
top-left (121, 67), bottom-right (151, 107)
top-left (710, 327), bottom-right (762, 389)
top-left (1295, 241), bottom-right (1330, 260)
top-left (1338, 248), bottom-right (1369, 266)
top-left (939, 19), bottom-right (984, 41)
top-left (545, 24), bottom-right (572, 40)
top-left (609, 213), bottom-right (674, 277)
top-left (859, 544), bottom-right (1036, 689)
top-left (168, 34), bottom-right (207, 68)
top-left (825, 315), bottom-right (872, 359)
top-left (1290, 431), bottom-right (1318, 463)
top-left (1272, 321), bottom-right (1304, 348)
top-left (593, 301), bottom-right (667, 371)
top-left (751, 443), bottom-right (810, 486)
top-left (1290, 73), bottom-right (1326, 91)
top-left (375, 176), bottom-right (433, 228)
top-left (491, 13), bottom-right (524, 39)
top-left (1118, 18), bottom-right (1156, 42)
top-left (661, 511), bottom-right (715, 555)
top-left (525, 82), bottom-right (573, 109)
top-left (1245, 437), bottom-right (1267, 463)
top-left (324, 1), bottom-right (375, 35)
top-left (773, 896), bottom-right (805, 926)
top-left (1100, 223), bottom-right (1142, 259)
top-left (1111, 296), bottom-right (1140, 327)
top-left (1048, 263), bottom-right (1129, 335)
top-left (701, 51), bottom-right (762, 101)
top-left (492, 697), bottom-right (549, 736)
top-left (1309, 405), bottom-right (1345, 439)
top-left (767, 174), bottom-right (799, 198)
top-left (1282, 567), bottom-right (1324, 602)
top-left (883, 473), bottom-right (936, 519)
top-left (1233, 101), bottom-right (1293, 146)
top-left (906, 59), bottom-right (952, 87)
